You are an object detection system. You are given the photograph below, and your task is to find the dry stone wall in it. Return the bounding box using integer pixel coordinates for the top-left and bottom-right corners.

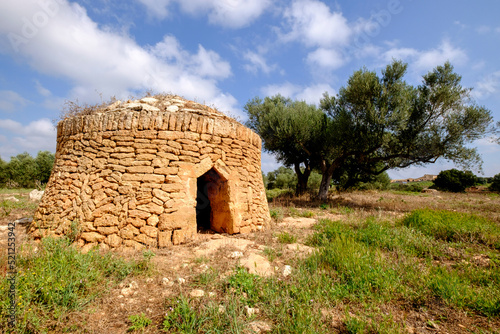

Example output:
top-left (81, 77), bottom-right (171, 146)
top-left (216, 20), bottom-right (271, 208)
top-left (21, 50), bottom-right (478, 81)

top-left (30, 96), bottom-right (271, 251)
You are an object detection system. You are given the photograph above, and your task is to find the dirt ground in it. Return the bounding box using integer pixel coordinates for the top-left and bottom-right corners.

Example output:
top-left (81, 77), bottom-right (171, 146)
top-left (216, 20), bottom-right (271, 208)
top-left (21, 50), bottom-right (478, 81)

top-left (1, 189), bottom-right (499, 333)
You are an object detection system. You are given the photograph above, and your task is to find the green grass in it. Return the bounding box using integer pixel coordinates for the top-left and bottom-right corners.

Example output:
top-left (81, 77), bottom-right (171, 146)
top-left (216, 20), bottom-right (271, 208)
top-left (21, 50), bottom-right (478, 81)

top-left (305, 210), bottom-right (500, 316)
top-left (128, 313), bottom-right (152, 332)
top-left (269, 207), bottom-right (284, 222)
top-left (276, 231), bottom-right (297, 244)
top-left (0, 188), bottom-right (35, 194)
top-left (401, 209), bottom-right (500, 248)
top-left (0, 197), bottom-right (39, 217)
top-left (0, 237), bottom-right (154, 333)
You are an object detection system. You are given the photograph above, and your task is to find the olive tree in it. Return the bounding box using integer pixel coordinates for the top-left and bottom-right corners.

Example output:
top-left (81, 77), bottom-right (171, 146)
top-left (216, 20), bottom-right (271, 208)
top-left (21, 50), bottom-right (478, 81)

top-left (244, 95), bottom-right (327, 195)
top-left (315, 61), bottom-right (494, 199)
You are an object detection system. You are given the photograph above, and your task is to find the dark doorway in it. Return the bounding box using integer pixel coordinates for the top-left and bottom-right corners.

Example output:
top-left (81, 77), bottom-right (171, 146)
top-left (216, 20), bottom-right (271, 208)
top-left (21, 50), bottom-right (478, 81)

top-left (196, 168), bottom-right (232, 234)
top-left (196, 173), bottom-right (212, 233)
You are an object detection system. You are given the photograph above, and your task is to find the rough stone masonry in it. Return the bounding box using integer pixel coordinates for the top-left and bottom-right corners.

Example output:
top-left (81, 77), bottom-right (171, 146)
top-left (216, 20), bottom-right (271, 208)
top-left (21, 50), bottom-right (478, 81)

top-left (29, 95), bottom-right (271, 251)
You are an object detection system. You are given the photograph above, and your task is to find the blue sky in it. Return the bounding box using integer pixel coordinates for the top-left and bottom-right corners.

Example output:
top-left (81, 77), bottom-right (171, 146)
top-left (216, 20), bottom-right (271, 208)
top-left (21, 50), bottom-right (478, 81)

top-left (0, 0), bottom-right (499, 179)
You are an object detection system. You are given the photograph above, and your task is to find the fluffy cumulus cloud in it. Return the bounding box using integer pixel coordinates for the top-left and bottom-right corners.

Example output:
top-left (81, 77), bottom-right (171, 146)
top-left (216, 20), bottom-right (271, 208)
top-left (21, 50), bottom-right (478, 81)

top-left (382, 40), bottom-right (467, 73)
top-left (137, 0), bottom-right (271, 28)
top-left (279, 0), bottom-right (377, 70)
top-left (0, 118), bottom-right (56, 159)
top-left (0, 0), bottom-right (237, 112)
top-left (261, 82), bottom-right (335, 105)
top-left (281, 0), bottom-right (351, 47)
top-left (0, 90), bottom-right (31, 112)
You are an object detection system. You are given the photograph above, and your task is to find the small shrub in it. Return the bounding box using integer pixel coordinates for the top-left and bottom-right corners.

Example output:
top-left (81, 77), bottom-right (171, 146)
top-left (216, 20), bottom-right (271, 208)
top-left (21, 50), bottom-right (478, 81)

top-left (299, 210), bottom-right (314, 218)
top-left (489, 173), bottom-right (500, 192)
top-left (128, 313), bottom-right (152, 332)
top-left (433, 169), bottom-right (477, 192)
top-left (277, 231), bottom-right (297, 244)
top-left (266, 188), bottom-right (294, 201)
top-left (269, 207), bottom-right (284, 221)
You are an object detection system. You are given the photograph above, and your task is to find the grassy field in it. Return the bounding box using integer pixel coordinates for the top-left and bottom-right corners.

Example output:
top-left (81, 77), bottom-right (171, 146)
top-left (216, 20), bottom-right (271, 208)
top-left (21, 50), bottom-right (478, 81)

top-left (0, 188), bottom-right (499, 333)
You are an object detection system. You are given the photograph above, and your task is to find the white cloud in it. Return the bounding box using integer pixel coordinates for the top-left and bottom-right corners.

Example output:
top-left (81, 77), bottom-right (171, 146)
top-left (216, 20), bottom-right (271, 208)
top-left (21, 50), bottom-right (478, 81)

top-left (0, 118), bottom-right (56, 159)
top-left (382, 47), bottom-right (418, 62)
top-left (34, 79), bottom-right (52, 97)
top-left (137, 0), bottom-right (271, 28)
top-left (281, 0), bottom-right (351, 48)
top-left (279, 0), bottom-right (377, 70)
top-left (261, 82), bottom-right (334, 105)
top-left (413, 40), bottom-right (467, 71)
top-left (306, 48), bottom-right (345, 70)
top-left (243, 51), bottom-right (277, 75)
top-left (0, 0), bottom-right (236, 112)
top-left (472, 71), bottom-right (500, 99)
top-left (0, 90), bottom-right (31, 112)
top-left (136, 0), bottom-right (172, 19)
top-left (381, 40), bottom-right (467, 73)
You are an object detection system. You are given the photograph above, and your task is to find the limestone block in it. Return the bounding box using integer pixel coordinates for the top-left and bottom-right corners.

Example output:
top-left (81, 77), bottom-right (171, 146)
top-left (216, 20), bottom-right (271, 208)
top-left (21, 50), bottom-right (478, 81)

top-left (97, 226), bottom-right (119, 235)
top-left (120, 225), bottom-right (139, 239)
top-left (81, 232), bottom-right (105, 243)
top-left (94, 214), bottom-right (119, 227)
top-left (147, 215), bottom-right (159, 226)
top-left (127, 166), bottom-right (154, 174)
top-left (140, 225), bottom-right (158, 239)
top-left (158, 231), bottom-right (173, 248)
top-left (158, 210), bottom-right (193, 231)
top-left (123, 239), bottom-right (145, 250)
top-left (127, 217), bottom-right (146, 228)
top-left (172, 229), bottom-right (186, 245)
top-left (137, 202), bottom-right (164, 215)
top-left (152, 189), bottom-right (169, 202)
top-left (135, 234), bottom-right (156, 247)
top-left (106, 234), bottom-right (122, 248)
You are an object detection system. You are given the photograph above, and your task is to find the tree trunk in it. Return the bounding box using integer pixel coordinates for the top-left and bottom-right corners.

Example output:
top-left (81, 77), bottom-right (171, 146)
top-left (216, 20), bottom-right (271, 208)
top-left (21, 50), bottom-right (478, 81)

top-left (294, 162), bottom-right (311, 196)
top-left (318, 172), bottom-right (333, 201)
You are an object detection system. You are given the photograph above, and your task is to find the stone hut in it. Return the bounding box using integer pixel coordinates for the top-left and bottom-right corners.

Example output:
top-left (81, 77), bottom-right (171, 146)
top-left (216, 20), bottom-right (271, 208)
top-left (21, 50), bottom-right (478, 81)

top-left (30, 95), bottom-right (270, 250)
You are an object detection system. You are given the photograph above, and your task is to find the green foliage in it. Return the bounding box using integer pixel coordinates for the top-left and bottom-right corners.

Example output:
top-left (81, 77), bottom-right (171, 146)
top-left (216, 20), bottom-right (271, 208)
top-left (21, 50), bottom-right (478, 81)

top-left (267, 166), bottom-right (297, 190)
top-left (307, 171), bottom-right (322, 190)
top-left (401, 209), bottom-right (500, 247)
top-left (388, 181), bottom-right (430, 193)
top-left (128, 313), bottom-right (152, 332)
top-left (0, 237), bottom-right (154, 332)
top-left (269, 207), bottom-right (284, 221)
top-left (266, 188), bottom-right (294, 201)
top-left (433, 169), bottom-right (478, 192)
top-left (163, 297), bottom-right (244, 333)
top-left (0, 151), bottom-right (55, 188)
top-left (277, 231), bottom-right (297, 244)
top-left (490, 173), bottom-right (500, 192)
top-left (354, 171), bottom-right (391, 190)
top-left (226, 267), bottom-right (261, 305)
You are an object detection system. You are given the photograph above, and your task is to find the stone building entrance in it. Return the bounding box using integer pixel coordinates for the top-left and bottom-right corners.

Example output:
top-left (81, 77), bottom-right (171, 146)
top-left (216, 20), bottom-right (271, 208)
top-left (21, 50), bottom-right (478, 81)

top-left (196, 168), bottom-right (232, 234)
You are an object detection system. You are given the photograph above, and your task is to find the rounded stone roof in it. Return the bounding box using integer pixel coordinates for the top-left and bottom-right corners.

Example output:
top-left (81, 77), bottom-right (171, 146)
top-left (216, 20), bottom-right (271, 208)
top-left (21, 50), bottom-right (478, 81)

top-left (101, 94), bottom-right (232, 120)
top-left (57, 94), bottom-right (261, 149)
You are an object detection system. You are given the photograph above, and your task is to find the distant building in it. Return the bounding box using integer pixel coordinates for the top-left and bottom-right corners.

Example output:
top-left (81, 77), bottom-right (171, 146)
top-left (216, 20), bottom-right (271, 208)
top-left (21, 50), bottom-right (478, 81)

top-left (390, 174), bottom-right (437, 184)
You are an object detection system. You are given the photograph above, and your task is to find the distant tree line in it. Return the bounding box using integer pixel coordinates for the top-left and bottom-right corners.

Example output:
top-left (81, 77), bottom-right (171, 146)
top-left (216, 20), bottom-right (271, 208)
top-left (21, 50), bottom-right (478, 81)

top-left (0, 151), bottom-right (55, 188)
top-left (264, 166), bottom-right (500, 197)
